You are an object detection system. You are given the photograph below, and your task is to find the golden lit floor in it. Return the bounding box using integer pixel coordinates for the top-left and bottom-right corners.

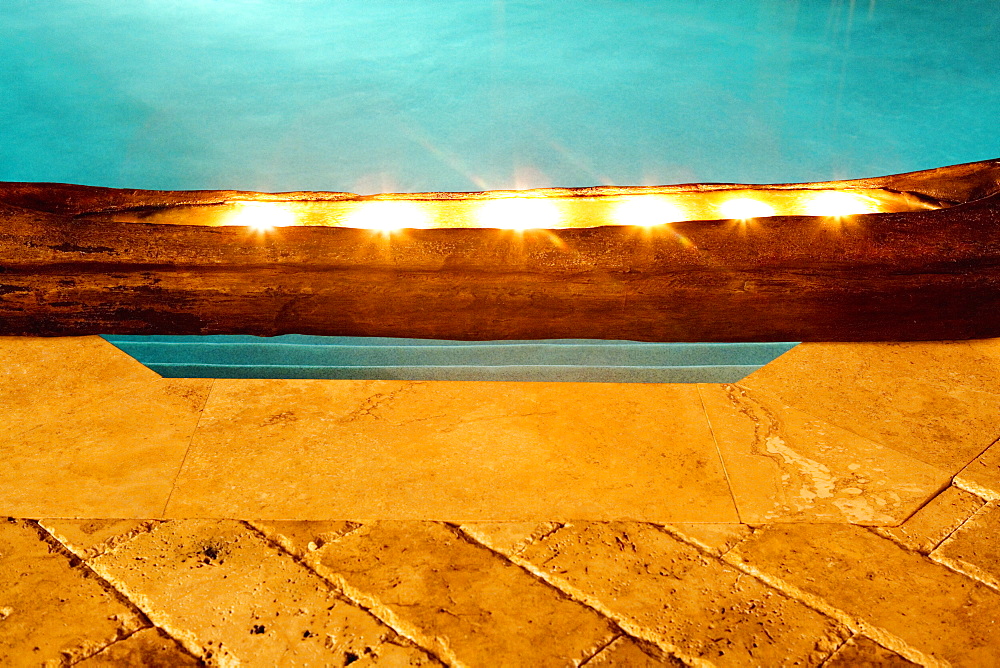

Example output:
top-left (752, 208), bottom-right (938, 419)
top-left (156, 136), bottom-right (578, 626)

top-left (2, 337), bottom-right (1000, 665)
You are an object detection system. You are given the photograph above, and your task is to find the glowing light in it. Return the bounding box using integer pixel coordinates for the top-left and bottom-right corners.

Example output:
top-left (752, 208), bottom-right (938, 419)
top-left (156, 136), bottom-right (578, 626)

top-left (475, 198), bottom-right (562, 230)
top-left (718, 198), bottom-right (775, 220)
top-left (805, 191), bottom-right (880, 217)
top-left (225, 202), bottom-right (297, 231)
top-left (612, 196), bottom-right (686, 227)
top-left (345, 201), bottom-right (430, 232)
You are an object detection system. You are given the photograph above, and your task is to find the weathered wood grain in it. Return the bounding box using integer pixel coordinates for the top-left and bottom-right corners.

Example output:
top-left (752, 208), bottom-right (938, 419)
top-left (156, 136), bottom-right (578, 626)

top-left (0, 160), bottom-right (998, 341)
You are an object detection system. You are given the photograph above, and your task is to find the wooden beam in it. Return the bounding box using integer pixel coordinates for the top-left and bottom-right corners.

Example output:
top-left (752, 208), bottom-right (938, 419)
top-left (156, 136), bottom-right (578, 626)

top-left (1, 160), bottom-right (998, 341)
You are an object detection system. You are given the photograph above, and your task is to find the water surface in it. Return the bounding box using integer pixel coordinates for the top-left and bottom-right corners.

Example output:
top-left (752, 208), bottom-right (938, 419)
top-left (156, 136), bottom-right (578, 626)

top-left (2, 1), bottom-right (997, 192)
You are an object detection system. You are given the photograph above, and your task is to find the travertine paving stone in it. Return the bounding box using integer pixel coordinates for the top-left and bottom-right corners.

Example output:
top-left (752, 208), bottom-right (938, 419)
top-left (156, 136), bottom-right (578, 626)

top-left (875, 486), bottom-right (985, 554)
top-left (823, 635), bottom-right (917, 667)
top-left (75, 628), bottom-right (203, 667)
top-left (730, 524), bottom-right (1000, 666)
top-left (742, 341), bottom-right (1000, 471)
top-left (964, 336), bottom-right (1000, 385)
top-left (40, 519), bottom-right (158, 559)
top-left (933, 501), bottom-right (1000, 590)
top-left (0, 335), bottom-right (160, 441)
top-left (516, 521), bottom-right (847, 666)
top-left (167, 379), bottom-right (738, 521)
top-left (956, 437), bottom-right (1000, 499)
top-left (89, 520), bottom-right (436, 667)
top-left (699, 384), bottom-right (947, 523)
top-left (0, 518), bottom-right (146, 666)
top-left (662, 523), bottom-right (752, 556)
top-left (586, 637), bottom-right (684, 666)
top-left (313, 521), bottom-right (617, 667)
top-left (458, 521), bottom-right (562, 557)
top-left (0, 378), bottom-right (212, 518)
top-left (248, 520), bottom-right (361, 559)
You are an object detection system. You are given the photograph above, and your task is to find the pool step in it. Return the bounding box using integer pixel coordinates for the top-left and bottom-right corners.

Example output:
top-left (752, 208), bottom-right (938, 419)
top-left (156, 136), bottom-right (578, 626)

top-left (101, 335), bottom-right (799, 383)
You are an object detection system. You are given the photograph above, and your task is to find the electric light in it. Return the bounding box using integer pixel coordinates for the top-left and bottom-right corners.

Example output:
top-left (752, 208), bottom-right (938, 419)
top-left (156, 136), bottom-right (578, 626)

top-left (475, 197), bottom-right (562, 230)
top-left (718, 198), bottom-right (775, 220)
top-left (345, 200), bottom-right (430, 231)
top-left (224, 202), bottom-right (297, 230)
top-left (805, 191), bottom-right (880, 217)
top-left (611, 196), bottom-right (686, 227)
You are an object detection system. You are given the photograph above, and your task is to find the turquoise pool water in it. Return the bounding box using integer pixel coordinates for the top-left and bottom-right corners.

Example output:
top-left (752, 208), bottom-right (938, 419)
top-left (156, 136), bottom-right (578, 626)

top-left (101, 336), bottom-right (799, 383)
top-left (3, 1), bottom-right (997, 191)
top-left (4, 2), bottom-right (997, 381)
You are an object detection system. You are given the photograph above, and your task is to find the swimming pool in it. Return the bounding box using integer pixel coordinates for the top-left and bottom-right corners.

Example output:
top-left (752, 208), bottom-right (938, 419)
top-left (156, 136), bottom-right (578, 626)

top-left (3, 1), bottom-right (998, 381)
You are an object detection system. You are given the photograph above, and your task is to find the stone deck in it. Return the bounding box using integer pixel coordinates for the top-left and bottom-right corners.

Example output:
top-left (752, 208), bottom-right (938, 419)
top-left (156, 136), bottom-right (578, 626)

top-left (3, 337), bottom-right (1000, 665)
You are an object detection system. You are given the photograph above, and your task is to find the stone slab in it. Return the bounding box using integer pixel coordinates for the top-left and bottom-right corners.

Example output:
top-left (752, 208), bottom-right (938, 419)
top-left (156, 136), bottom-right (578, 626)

top-left (741, 341), bottom-right (1000, 471)
top-left (700, 384), bottom-right (949, 523)
top-left (0, 378), bottom-right (212, 518)
top-left (165, 379), bottom-right (739, 521)
top-left (662, 523), bottom-right (753, 556)
top-left (587, 637), bottom-right (684, 666)
top-left (40, 519), bottom-right (159, 560)
top-left (730, 524), bottom-right (1000, 665)
top-left (75, 628), bottom-right (202, 668)
top-left (824, 635), bottom-right (917, 667)
top-left (89, 520), bottom-right (435, 666)
top-left (0, 519), bottom-right (145, 666)
top-left (312, 521), bottom-right (617, 666)
top-left (956, 438), bottom-right (1000, 499)
top-left (933, 501), bottom-right (1000, 590)
top-left (458, 521), bottom-right (562, 557)
top-left (0, 336), bottom-right (160, 440)
top-left (875, 486), bottom-right (985, 554)
top-left (516, 521), bottom-right (847, 666)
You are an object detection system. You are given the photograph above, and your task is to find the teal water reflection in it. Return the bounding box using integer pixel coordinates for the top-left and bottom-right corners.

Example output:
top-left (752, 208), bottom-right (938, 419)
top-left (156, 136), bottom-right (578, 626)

top-left (102, 336), bottom-right (801, 383)
top-left (2, 1), bottom-right (997, 193)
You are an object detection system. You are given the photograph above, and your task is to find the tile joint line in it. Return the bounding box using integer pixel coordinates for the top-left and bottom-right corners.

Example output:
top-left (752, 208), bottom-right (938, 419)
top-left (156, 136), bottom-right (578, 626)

top-left (696, 384), bottom-right (743, 524)
top-left (160, 378), bottom-right (215, 518)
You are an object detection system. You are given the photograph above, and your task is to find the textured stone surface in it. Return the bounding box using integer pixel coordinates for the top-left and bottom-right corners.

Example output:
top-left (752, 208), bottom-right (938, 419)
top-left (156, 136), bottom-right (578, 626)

top-left (956, 437), bottom-right (1000, 499)
top-left (0, 519), bottom-right (145, 666)
top-left (6, 335), bottom-right (996, 523)
top-left (166, 379), bottom-right (738, 521)
top-left (824, 635), bottom-right (918, 667)
top-left (963, 336), bottom-right (1000, 385)
top-left (586, 637), bottom-right (684, 666)
top-left (313, 521), bottom-right (617, 666)
top-left (89, 520), bottom-right (435, 667)
top-left (516, 522), bottom-right (846, 666)
top-left (458, 521), bottom-right (562, 557)
top-left (75, 628), bottom-right (202, 667)
top-left (742, 341), bottom-right (1000, 470)
top-left (933, 501), bottom-right (1000, 590)
top-left (730, 524), bottom-right (1000, 665)
top-left (662, 523), bottom-right (753, 556)
top-left (0, 378), bottom-right (212, 518)
top-left (12, 510), bottom-right (1000, 665)
top-left (248, 520), bottom-right (362, 559)
top-left (875, 485), bottom-right (985, 553)
top-left (0, 336), bottom-right (160, 441)
top-left (699, 383), bottom-right (948, 523)
top-left (40, 519), bottom-right (157, 559)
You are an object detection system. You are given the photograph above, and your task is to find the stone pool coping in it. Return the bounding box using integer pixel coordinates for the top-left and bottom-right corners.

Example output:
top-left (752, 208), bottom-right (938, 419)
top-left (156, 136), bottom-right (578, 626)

top-left (1, 335), bottom-right (999, 522)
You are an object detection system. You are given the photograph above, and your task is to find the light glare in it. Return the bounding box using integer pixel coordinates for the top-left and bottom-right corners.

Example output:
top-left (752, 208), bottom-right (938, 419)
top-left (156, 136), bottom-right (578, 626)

top-left (719, 198), bottom-right (775, 220)
top-left (345, 201), bottom-right (430, 231)
top-left (805, 191), bottom-right (880, 217)
top-left (475, 198), bottom-right (562, 230)
top-left (612, 197), bottom-right (686, 227)
top-left (225, 202), bottom-right (297, 230)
